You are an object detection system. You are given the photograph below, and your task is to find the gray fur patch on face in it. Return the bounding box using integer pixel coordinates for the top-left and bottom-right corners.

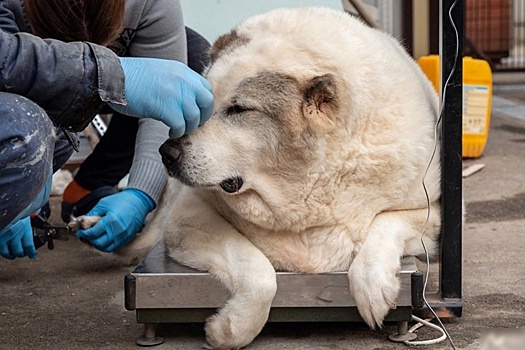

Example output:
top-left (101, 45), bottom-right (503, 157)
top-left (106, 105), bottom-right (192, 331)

top-left (221, 71), bottom-right (317, 170)
top-left (226, 71), bottom-right (302, 124)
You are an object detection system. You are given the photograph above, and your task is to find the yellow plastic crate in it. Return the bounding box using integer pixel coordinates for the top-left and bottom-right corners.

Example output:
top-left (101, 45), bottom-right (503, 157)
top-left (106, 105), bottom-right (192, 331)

top-left (417, 55), bottom-right (493, 158)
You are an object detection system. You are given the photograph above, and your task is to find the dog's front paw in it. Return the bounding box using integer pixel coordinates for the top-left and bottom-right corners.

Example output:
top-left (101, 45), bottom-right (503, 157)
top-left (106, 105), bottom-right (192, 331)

top-left (204, 311), bottom-right (262, 350)
top-left (348, 257), bottom-right (400, 328)
top-left (204, 313), bottom-right (237, 350)
top-left (203, 285), bottom-right (275, 349)
top-left (68, 216), bottom-right (102, 231)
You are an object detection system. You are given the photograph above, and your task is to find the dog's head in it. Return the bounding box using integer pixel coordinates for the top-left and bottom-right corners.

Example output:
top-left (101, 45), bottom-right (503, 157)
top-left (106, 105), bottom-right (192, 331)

top-left (161, 61), bottom-right (346, 227)
top-left (160, 8), bottom-right (440, 230)
top-left (160, 70), bottom-right (339, 187)
top-left (160, 11), bottom-right (353, 229)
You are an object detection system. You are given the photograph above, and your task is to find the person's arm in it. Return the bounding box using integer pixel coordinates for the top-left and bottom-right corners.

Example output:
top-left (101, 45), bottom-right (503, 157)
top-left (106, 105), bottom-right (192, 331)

top-left (0, 28), bottom-right (126, 131)
top-left (125, 0), bottom-right (188, 204)
top-left (74, 0), bottom-right (198, 252)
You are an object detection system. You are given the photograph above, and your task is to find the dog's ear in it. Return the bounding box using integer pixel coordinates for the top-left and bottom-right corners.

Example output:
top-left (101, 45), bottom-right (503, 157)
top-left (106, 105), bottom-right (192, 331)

top-left (208, 30), bottom-right (249, 65)
top-left (303, 74), bottom-right (339, 132)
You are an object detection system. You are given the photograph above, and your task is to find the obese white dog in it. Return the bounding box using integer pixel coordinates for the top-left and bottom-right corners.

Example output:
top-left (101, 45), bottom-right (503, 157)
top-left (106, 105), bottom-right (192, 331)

top-left (126, 6), bottom-right (441, 349)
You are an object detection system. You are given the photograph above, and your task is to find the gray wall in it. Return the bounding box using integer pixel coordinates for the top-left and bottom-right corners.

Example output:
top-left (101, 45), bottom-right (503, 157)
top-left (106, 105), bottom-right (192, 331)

top-left (180, 0), bottom-right (344, 42)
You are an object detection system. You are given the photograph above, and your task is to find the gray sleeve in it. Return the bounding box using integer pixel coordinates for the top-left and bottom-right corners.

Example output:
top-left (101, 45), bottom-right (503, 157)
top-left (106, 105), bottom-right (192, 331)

top-left (124, 0), bottom-right (187, 204)
top-left (127, 0), bottom-right (187, 63)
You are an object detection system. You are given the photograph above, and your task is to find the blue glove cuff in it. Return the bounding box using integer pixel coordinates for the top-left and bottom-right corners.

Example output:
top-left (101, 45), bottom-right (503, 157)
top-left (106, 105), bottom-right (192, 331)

top-left (125, 188), bottom-right (156, 212)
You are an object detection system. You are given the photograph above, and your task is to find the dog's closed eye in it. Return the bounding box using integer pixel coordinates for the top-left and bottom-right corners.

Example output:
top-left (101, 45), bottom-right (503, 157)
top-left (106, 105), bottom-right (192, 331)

top-left (226, 104), bottom-right (252, 115)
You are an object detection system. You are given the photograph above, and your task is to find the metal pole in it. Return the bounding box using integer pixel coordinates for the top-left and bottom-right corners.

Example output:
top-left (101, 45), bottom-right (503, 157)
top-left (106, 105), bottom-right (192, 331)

top-left (439, 0), bottom-right (463, 301)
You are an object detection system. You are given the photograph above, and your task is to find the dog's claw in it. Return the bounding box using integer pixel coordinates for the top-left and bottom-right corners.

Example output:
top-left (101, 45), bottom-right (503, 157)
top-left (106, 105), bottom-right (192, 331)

top-left (67, 216), bottom-right (82, 231)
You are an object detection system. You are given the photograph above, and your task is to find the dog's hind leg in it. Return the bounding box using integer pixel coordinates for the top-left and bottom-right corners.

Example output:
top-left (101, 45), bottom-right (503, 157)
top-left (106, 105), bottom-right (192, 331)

top-left (165, 196), bottom-right (277, 350)
top-left (348, 204), bottom-right (441, 328)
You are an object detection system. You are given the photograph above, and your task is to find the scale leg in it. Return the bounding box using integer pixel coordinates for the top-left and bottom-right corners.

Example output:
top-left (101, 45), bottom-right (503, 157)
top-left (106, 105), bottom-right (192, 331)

top-left (388, 320), bottom-right (417, 342)
top-left (136, 323), bottom-right (165, 347)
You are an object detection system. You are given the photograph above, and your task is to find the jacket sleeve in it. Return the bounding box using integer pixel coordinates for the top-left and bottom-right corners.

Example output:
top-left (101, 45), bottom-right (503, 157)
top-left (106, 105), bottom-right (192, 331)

top-left (0, 29), bottom-right (126, 132)
top-left (0, 0), bottom-right (20, 34)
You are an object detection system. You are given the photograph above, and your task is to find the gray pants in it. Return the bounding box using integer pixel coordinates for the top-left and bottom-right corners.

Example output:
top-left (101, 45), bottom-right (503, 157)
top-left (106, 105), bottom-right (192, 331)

top-left (0, 92), bottom-right (74, 229)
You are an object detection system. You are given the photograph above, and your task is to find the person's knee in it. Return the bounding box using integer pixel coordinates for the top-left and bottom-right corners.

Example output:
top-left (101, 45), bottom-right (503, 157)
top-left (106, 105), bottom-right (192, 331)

top-left (0, 93), bottom-right (55, 228)
top-left (0, 92), bottom-right (54, 166)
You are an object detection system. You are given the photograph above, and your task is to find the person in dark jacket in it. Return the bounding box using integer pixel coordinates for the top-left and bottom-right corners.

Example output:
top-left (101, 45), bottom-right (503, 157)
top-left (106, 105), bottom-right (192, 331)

top-left (0, 0), bottom-right (212, 255)
top-left (0, 2), bottom-right (214, 260)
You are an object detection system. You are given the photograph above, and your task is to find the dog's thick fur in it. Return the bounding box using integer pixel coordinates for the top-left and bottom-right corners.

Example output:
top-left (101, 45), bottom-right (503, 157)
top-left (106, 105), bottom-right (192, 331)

top-left (123, 7), bottom-right (441, 349)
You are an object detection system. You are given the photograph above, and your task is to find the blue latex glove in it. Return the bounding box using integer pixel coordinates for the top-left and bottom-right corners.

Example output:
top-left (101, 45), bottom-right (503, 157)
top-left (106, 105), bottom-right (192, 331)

top-left (0, 217), bottom-right (37, 260)
top-left (109, 57), bottom-right (214, 139)
top-left (76, 189), bottom-right (155, 253)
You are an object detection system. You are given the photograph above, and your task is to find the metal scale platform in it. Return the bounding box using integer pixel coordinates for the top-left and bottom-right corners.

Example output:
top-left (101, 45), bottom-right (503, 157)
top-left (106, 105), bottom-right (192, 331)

top-left (124, 0), bottom-right (464, 345)
top-left (125, 241), bottom-right (419, 345)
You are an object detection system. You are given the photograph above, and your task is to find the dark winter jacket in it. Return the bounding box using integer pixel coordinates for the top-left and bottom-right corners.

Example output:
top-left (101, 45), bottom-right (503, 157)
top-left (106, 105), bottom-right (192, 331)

top-left (0, 3), bottom-right (125, 132)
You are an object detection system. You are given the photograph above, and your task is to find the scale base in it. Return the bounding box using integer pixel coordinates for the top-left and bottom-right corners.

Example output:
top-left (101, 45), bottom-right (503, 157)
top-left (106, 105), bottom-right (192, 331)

top-left (125, 241), bottom-right (422, 345)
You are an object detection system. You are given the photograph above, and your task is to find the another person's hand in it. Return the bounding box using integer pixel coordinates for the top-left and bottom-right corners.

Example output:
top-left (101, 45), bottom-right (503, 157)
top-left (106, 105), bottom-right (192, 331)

top-left (0, 217), bottom-right (37, 260)
top-left (109, 57), bottom-right (214, 138)
top-left (75, 189), bottom-right (155, 252)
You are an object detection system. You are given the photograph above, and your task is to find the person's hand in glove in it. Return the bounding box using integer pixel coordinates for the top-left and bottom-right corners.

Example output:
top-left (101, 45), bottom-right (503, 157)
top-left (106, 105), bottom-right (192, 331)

top-left (0, 217), bottom-right (37, 260)
top-left (109, 57), bottom-right (214, 139)
top-left (75, 189), bottom-right (155, 252)
top-left (0, 169), bottom-right (52, 259)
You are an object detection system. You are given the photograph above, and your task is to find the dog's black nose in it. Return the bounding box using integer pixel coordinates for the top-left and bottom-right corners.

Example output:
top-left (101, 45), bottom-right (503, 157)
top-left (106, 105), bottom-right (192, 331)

top-left (159, 139), bottom-right (182, 170)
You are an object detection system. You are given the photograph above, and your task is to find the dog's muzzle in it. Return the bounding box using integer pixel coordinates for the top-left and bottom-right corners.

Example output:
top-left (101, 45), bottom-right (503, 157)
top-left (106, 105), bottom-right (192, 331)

top-left (160, 139), bottom-right (244, 193)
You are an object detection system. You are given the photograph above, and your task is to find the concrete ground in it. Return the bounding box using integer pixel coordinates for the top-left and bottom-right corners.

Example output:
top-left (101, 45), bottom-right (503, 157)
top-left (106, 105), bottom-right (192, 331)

top-left (2, 74), bottom-right (525, 350)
